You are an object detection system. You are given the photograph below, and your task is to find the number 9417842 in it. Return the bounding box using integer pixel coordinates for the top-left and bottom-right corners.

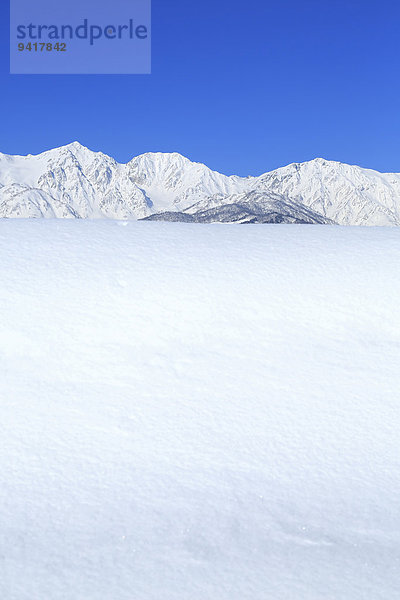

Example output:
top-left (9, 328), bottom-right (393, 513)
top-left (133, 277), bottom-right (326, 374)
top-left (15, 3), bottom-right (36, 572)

top-left (18, 42), bottom-right (67, 51)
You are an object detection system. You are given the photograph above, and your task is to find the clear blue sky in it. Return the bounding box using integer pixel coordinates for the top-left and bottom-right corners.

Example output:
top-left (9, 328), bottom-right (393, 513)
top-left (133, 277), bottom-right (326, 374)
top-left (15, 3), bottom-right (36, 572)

top-left (1, 0), bottom-right (399, 176)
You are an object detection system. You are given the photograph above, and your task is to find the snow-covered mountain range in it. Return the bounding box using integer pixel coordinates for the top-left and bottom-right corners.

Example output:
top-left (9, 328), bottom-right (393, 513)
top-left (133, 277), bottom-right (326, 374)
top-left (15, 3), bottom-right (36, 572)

top-left (1, 142), bottom-right (400, 224)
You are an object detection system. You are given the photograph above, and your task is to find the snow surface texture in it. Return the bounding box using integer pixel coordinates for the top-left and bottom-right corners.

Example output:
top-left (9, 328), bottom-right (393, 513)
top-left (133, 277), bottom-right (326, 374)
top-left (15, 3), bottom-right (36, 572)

top-left (1, 220), bottom-right (400, 599)
top-left (1, 142), bottom-right (400, 224)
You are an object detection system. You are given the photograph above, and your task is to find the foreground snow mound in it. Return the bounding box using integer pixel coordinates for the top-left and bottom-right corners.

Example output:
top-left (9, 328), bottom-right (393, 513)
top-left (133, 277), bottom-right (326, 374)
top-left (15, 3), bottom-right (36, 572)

top-left (0, 221), bottom-right (400, 600)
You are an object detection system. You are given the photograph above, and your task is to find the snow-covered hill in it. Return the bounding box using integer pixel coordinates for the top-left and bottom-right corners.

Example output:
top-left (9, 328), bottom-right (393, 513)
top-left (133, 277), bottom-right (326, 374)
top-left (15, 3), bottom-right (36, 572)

top-left (1, 220), bottom-right (400, 599)
top-left (1, 142), bottom-right (400, 224)
top-left (144, 191), bottom-right (335, 224)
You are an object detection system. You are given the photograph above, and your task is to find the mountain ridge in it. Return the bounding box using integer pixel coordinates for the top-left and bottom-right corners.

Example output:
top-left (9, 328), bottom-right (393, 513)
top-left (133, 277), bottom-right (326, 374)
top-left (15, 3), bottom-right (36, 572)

top-left (1, 142), bottom-right (400, 225)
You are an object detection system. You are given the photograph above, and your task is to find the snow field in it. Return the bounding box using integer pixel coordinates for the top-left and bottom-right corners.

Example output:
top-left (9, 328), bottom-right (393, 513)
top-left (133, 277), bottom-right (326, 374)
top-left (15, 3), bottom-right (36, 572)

top-left (1, 221), bottom-right (400, 599)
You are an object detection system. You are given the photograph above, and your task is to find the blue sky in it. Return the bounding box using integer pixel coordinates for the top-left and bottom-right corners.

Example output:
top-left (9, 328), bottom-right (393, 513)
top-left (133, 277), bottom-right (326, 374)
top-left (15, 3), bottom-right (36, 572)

top-left (0, 0), bottom-right (399, 176)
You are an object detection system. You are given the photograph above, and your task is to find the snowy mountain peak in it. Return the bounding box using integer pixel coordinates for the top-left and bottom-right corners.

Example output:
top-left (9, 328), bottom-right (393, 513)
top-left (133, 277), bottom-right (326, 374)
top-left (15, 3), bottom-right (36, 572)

top-left (63, 140), bottom-right (86, 150)
top-left (40, 141), bottom-right (111, 165)
top-left (48, 141), bottom-right (87, 155)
